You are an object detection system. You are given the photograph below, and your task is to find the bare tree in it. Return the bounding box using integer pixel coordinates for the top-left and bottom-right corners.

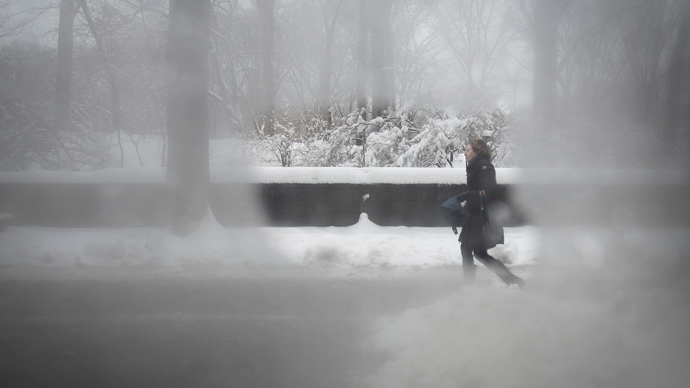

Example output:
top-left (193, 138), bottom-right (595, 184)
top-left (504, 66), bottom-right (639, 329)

top-left (521, 0), bottom-right (570, 127)
top-left (0, 0), bottom-right (33, 39)
top-left (664, 0), bottom-right (690, 147)
top-left (209, 0), bottom-right (244, 135)
top-left (55, 0), bottom-right (79, 132)
top-left (370, 0), bottom-right (394, 118)
top-left (524, 0), bottom-right (687, 165)
top-left (270, 0), bottom-right (357, 120)
top-left (317, 0), bottom-right (344, 122)
top-left (256, 0), bottom-right (275, 135)
top-left (76, 0), bottom-right (124, 164)
top-left (355, 0), bottom-right (368, 112)
top-left (429, 0), bottom-right (520, 112)
top-left (393, 0), bottom-right (439, 108)
top-left (166, 0), bottom-right (211, 236)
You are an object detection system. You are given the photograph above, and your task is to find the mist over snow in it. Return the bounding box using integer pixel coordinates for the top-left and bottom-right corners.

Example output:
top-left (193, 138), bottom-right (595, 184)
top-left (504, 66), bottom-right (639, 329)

top-left (363, 225), bottom-right (690, 388)
top-left (1, 141), bottom-right (689, 387)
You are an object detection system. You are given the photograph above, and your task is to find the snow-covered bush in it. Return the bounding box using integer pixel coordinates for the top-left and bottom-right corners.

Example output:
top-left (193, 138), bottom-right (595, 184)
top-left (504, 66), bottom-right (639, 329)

top-left (395, 117), bottom-right (457, 167)
top-left (393, 108), bottom-right (512, 167)
top-left (245, 110), bottom-right (362, 167)
top-left (297, 112), bottom-right (364, 167)
top-left (248, 125), bottom-right (299, 167)
top-left (364, 115), bottom-right (407, 167)
top-left (243, 107), bottom-right (514, 168)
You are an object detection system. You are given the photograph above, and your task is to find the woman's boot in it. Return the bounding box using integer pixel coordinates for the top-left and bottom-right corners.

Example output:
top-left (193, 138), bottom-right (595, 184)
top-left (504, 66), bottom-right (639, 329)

top-left (475, 252), bottom-right (525, 289)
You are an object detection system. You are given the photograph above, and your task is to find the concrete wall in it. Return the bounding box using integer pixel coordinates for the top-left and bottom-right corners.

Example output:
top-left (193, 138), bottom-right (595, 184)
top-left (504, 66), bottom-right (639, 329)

top-left (0, 182), bottom-right (525, 228)
top-left (259, 183), bottom-right (521, 227)
top-left (4, 171), bottom-right (688, 229)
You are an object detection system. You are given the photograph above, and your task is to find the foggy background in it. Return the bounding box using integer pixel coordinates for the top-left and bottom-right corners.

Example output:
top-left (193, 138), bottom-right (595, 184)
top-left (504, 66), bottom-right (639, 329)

top-left (1, 0), bottom-right (690, 387)
top-left (1, 0), bottom-right (688, 171)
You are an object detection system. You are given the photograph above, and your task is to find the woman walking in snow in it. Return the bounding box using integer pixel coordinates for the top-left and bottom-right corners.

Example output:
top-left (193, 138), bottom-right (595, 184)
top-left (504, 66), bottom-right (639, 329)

top-left (456, 138), bottom-right (524, 288)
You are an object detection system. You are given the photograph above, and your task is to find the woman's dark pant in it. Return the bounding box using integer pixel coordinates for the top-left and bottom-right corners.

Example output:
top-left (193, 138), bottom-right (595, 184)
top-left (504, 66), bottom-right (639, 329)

top-left (461, 243), bottom-right (516, 283)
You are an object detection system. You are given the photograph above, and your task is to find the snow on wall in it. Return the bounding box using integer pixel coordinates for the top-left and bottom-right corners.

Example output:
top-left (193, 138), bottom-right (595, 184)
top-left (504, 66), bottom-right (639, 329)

top-left (0, 167), bottom-right (517, 185)
top-left (0, 167), bottom-right (686, 185)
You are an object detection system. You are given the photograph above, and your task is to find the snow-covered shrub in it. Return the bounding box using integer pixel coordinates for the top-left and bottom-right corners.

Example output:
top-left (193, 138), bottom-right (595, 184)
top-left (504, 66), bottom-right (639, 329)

top-left (364, 115), bottom-right (408, 167)
top-left (395, 108), bottom-right (512, 167)
top-left (395, 117), bottom-right (458, 167)
top-left (242, 107), bottom-right (513, 168)
top-left (302, 128), bottom-right (363, 167)
top-left (245, 110), bottom-right (364, 167)
top-left (295, 111), bottom-right (365, 167)
top-left (248, 126), bottom-right (299, 167)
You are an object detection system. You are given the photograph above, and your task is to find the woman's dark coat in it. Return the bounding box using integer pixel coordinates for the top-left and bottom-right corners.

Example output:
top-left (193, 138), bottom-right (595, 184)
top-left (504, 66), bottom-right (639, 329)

top-left (458, 155), bottom-right (504, 249)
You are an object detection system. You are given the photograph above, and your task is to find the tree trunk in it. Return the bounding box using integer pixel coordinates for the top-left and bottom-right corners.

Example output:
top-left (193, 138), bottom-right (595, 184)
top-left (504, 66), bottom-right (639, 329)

top-left (318, 38), bottom-right (333, 122)
top-left (664, 0), bottom-right (690, 147)
top-left (211, 48), bottom-right (241, 135)
top-left (78, 0), bottom-right (123, 165)
top-left (370, 0), bottom-right (394, 118)
top-left (54, 0), bottom-right (77, 132)
top-left (531, 0), bottom-right (561, 127)
top-left (166, 0), bottom-right (211, 237)
top-left (257, 0), bottom-right (275, 135)
top-left (355, 0), bottom-right (368, 112)
top-left (386, 22), bottom-right (396, 113)
top-left (318, 2), bottom-right (340, 123)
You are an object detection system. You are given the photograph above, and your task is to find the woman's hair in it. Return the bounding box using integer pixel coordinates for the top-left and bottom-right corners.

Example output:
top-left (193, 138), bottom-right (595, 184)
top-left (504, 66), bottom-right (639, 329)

top-left (467, 138), bottom-right (492, 158)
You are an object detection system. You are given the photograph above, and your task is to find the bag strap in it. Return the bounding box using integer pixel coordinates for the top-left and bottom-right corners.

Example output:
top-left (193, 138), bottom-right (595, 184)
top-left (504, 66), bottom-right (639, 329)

top-left (478, 190), bottom-right (485, 216)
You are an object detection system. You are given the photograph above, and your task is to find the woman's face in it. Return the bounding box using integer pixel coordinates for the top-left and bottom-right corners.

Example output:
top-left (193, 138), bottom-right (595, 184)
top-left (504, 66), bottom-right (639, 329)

top-left (464, 144), bottom-right (477, 162)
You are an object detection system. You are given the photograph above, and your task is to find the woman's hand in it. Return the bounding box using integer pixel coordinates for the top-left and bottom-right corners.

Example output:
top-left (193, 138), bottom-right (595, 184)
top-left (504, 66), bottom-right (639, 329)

top-left (456, 191), bottom-right (476, 202)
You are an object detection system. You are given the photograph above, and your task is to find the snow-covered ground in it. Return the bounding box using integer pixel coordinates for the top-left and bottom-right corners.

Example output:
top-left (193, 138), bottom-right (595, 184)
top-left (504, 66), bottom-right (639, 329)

top-left (0, 210), bottom-right (537, 275)
top-left (1, 208), bottom-right (689, 387)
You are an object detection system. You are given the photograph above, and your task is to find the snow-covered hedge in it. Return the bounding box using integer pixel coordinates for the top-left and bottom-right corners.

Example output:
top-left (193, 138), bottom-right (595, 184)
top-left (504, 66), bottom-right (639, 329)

top-left (247, 108), bottom-right (516, 168)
